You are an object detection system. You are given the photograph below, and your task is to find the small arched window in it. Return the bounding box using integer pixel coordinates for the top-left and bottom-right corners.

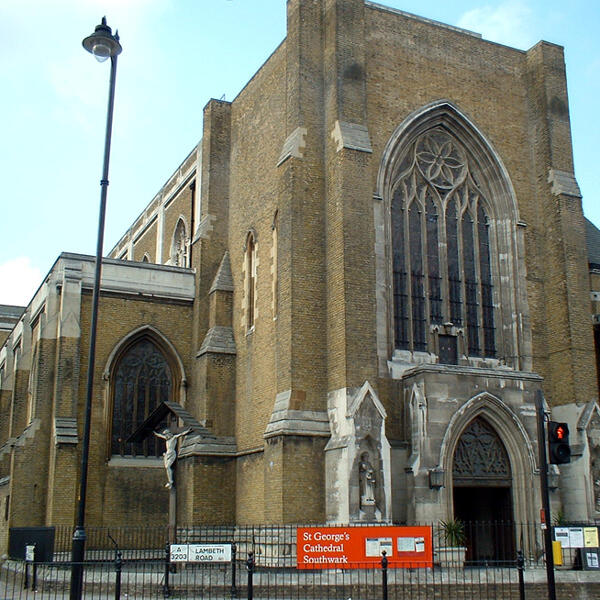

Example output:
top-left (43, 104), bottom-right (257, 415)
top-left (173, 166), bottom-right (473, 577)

top-left (111, 337), bottom-right (172, 457)
top-left (170, 219), bottom-right (188, 267)
top-left (245, 232), bottom-right (257, 330)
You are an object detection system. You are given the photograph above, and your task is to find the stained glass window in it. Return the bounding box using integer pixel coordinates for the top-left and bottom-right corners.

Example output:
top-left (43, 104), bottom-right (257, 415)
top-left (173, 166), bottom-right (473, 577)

top-left (111, 339), bottom-right (172, 457)
top-left (390, 128), bottom-right (496, 358)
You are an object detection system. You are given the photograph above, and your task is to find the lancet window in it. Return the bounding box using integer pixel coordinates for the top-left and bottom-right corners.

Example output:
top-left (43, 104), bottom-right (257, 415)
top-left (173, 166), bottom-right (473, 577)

top-left (245, 231), bottom-right (257, 330)
top-left (391, 128), bottom-right (496, 357)
top-left (272, 212), bottom-right (279, 319)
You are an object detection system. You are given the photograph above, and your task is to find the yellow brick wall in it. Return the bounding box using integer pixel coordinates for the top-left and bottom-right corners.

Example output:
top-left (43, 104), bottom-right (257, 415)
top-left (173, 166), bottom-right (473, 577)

top-left (228, 44), bottom-right (286, 452)
top-left (3, 0), bottom-right (597, 535)
top-left (76, 293), bottom-right (194, 527)
top-left (102, 465), bottom-right (168, 527)
top-left (364, 5), bottom-right (596, 408)
top-left (131, 218), bottom-right (158, 263)
top-left (236, 452), bottom-right (265, 524)
top-left (162, 185), bottom-right (194, 265)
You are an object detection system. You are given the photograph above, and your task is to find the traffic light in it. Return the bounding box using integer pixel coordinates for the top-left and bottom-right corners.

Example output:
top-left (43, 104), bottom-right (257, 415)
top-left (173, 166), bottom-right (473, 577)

top-left (548, 421), bottom-right (571, 464)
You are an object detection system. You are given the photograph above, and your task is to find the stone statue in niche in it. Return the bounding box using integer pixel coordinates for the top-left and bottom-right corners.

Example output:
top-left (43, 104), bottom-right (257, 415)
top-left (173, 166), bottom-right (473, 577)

top-left (154, 427), bottom-right (192, 489)
top-left (359, 452), bottom-right (376, 508)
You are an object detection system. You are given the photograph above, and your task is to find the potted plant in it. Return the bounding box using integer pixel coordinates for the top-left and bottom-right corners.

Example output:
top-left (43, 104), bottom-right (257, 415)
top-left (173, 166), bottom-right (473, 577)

top-left (435, 519), bottom-right (467, 568)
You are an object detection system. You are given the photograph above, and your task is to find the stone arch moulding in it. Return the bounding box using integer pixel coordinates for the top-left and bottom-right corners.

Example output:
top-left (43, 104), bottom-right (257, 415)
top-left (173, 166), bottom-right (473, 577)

top-left (103, 325), bottom-right (187, 388)
top-left (243, 227), bottom-right (258, 250)
top-left (375, 99), bottom-right (532, 372)
top-left (437, 391), bottom-right (538, 525)
top-left (101, 325), bottom-right (188, 442)
top-left (171, 214), bottom-right (190, 239)
top-left (376, 99), bottom-right (520, 220)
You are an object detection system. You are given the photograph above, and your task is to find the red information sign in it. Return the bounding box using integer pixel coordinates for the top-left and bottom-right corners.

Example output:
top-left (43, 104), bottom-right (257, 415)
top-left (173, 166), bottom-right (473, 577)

top-left (297, 526), bottom-right (433, 569)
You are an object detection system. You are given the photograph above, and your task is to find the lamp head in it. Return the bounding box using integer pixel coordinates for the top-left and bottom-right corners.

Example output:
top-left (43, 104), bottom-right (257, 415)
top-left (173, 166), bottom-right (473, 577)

top-left (82, 17), bottom-right (122, 62)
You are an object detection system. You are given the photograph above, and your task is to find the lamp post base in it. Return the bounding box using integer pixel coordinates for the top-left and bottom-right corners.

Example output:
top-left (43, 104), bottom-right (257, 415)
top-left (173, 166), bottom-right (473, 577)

top-left (70, 527), bottom-right (86, 600)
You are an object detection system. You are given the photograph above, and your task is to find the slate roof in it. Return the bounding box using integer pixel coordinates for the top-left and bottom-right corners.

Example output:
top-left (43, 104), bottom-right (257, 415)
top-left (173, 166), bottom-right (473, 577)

top-left (126, 401), bottom-right (214, 443)
top-left (209, 252), bottom-right (233, 294)
top-left (585, 218), bottom-right (600, 268)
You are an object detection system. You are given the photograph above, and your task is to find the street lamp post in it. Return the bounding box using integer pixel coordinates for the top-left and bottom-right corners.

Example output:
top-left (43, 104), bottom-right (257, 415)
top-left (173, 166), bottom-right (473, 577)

top-left (70, 18), bottom-right (122, 600)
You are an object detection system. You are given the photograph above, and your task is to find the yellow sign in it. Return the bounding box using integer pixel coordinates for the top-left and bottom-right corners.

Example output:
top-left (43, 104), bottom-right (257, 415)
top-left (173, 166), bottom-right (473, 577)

top-left (552, 541), bottom-right (563, 566)
top-left (584, 527), bottom-right (599, 548)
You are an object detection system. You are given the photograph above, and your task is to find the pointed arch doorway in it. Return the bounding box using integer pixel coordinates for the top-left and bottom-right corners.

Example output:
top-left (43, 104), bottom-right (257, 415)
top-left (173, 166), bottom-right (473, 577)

top-left (452, 417), bottom-right (515, 564)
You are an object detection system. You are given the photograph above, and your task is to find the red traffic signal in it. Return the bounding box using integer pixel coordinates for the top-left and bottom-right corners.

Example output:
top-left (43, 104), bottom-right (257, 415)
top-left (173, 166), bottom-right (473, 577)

top-left (548, 421), bottom-right (571, 464)
top-left (554, 424), bottom-right (567, 440)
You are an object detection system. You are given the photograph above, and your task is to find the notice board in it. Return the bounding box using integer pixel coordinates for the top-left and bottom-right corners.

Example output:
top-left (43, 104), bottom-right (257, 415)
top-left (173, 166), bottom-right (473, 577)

top-left (581, 547), bottom-right (600, 570)
top-left (297, 526), bottom-right (432, 569)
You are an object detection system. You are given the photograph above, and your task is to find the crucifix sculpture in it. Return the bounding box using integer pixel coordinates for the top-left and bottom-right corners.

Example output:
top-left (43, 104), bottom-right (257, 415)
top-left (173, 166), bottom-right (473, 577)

top-left (153, 424), bottom-right (191, 540)
top-left (154, 427), bottom-right (192, 489)
top-left (126, 401), bottom-right (214, 540)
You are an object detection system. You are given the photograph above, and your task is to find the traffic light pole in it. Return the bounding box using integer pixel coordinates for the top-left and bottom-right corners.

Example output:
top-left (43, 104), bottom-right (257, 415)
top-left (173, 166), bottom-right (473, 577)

top-left (535, 390), bottom-right (557, 600)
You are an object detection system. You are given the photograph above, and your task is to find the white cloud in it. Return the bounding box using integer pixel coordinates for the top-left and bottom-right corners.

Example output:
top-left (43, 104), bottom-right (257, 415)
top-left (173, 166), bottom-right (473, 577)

top-left (0, 258), bottom-right (43, 306)
top-left (457, 1), bottom-right (535, 50)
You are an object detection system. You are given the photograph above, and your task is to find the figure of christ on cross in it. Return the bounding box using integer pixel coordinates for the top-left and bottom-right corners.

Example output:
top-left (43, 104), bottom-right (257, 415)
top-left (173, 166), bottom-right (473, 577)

top-left (153, 427), bottom-right (192, 489)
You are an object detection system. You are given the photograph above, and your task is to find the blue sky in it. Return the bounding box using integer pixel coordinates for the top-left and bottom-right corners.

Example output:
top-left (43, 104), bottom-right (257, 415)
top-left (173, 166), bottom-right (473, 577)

top-left (0, 0), bottom-right (598, 306)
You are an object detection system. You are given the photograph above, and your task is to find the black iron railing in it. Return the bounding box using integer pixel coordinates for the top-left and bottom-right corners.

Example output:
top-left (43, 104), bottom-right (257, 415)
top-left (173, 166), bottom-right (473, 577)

top-left (3, 521), bottom-right (599, 599)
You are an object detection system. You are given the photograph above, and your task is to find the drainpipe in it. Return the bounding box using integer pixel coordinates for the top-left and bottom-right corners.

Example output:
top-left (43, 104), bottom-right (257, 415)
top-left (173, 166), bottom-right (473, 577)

top-left (189, 181), bottom-right (196, 265)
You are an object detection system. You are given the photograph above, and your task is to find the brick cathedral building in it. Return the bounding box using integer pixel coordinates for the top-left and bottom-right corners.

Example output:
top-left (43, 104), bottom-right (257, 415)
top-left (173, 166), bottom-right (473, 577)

top-left (1, 0), bottom-right (599, 556)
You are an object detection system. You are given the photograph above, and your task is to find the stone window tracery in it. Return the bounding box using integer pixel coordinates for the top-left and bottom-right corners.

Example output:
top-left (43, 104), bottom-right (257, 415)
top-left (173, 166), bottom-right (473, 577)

top-left (111, 338), bottom-right (171, 457)
top-left (453, 417), bottom-right (511, 484)
top-left (170, 219), bottom-right (188, 267)
top-left (391, 128), bottom-right (495, 358)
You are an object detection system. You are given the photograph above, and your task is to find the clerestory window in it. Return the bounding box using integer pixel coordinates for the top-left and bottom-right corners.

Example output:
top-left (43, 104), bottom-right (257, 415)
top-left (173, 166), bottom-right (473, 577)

top-left (170, 219), bottom-right (188, 267)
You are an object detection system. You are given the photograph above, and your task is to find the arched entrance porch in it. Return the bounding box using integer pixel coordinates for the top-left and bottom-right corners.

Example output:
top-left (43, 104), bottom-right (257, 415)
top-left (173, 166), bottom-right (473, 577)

top-left (452, 416), bottom-right (515, 564)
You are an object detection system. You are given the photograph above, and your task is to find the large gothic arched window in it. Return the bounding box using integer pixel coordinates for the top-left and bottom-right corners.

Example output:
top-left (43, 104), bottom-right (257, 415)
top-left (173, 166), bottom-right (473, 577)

top-left (391, 128), bottom-right (496, 357)
top-left (377, 102), bottom-right (530, 371)
top-left (111, 338), bottom-right (172, 457)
